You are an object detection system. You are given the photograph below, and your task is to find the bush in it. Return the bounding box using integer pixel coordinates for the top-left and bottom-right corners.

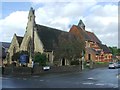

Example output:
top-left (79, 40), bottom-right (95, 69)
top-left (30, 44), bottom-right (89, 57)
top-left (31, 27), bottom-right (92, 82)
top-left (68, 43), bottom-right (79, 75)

top-left (95, 62), bottom-right (108, 65)
top-left (34, 52), bottom-right (47, 66)
top-left (71, 60), bottom-right (79, 65)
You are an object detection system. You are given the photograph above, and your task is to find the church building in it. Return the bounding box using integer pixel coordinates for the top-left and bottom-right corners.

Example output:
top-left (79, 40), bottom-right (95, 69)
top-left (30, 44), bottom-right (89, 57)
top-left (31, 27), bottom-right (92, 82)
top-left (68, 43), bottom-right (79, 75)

top-left (7, 7), bottom-right (84, 67)
top-left (7, 7), bottom-right (112, 67)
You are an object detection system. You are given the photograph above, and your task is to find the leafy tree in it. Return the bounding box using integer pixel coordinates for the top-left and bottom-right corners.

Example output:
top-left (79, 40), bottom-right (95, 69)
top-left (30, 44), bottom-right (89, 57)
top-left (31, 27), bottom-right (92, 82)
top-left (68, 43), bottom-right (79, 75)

top-left (12, 52), bottom-right (20, 61)
top-left (109, 47), bottom-right (120, 55)
top-left (117, 48), bottom-right (120, 55)
top-left (54, 32), bottom-right (85, 64)
top-left (34, 52), bottom-right (47, 66)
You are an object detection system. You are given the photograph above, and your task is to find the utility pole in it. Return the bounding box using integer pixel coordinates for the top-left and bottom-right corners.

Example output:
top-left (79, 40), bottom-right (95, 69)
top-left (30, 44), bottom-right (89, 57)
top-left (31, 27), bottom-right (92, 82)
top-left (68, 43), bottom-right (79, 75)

top-left (29, 25), bottom-right (35, 67)
top-left (82, 50), bottom-right (84, 70)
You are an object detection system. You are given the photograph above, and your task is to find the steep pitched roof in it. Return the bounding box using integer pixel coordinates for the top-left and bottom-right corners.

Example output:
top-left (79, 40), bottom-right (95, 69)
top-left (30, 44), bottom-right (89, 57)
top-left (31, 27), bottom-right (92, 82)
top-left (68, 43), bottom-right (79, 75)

top-left (69, 25), bottom-right (101, 44)
top-left (16, 35), bottom-right (23, 46)
top-left (97, 43), bottom-right (111, 53)
top-left (69, 25), bottom-right (90, 41)
top-left (86, 31), bottom-right (101, 43)
top-left (36, 24), bottom-right (65, 51)
top-left (36, 24), bottom-right (78, 51)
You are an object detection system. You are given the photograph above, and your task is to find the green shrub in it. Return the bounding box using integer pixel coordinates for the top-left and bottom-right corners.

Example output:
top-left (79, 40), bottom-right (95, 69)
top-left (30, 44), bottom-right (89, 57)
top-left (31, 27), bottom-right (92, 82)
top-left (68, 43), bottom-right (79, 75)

top-left (71, 60), bottom-right (79, 65)
top-left (34, 52), bottom-right (47, 66)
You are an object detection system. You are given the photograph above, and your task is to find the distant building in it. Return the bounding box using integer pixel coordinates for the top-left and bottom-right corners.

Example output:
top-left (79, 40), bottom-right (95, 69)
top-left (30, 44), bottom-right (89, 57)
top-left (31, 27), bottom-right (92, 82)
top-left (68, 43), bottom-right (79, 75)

top-left (0, 42), bottom-right (10, 66)
top-left (69, 20), bottom-right (112, 63)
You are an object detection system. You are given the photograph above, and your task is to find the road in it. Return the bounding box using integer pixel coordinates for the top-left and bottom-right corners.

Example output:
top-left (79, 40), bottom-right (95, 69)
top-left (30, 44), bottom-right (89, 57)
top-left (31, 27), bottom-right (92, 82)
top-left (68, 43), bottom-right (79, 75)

top-left (1, 67), bottom-right (119, 88)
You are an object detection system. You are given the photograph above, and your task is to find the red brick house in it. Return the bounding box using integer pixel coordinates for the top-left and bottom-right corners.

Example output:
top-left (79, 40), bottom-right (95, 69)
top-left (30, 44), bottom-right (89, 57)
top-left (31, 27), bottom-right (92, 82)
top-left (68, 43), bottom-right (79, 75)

top-left (69, 20), bottom-right (112, 62)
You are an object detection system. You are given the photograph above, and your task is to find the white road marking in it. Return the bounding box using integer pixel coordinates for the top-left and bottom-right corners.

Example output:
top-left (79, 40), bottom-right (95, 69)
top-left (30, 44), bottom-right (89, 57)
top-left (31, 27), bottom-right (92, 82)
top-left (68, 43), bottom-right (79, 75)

top-left (95, 83), bottom-right (105, 86)
top-left (39, 80), bottom-right (44, 81)
top-left (88, 77), bottom-right (94, 80)
top-left (82, 82), bottom-right (94, 85)
top-left (116, 74), bottom-right (120, 79)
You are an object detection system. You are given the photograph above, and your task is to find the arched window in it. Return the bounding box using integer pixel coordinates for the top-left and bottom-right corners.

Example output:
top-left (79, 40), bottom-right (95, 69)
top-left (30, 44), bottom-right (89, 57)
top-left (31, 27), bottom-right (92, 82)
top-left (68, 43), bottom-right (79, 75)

top-left (62, 58), bottom-right (65, 66)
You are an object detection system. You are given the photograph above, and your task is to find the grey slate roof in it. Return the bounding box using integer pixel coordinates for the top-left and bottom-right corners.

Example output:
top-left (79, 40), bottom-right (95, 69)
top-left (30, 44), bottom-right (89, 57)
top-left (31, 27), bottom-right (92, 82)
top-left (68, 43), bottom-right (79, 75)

top-left (0, 42), bottom-right (10, 49)
top-left (86, 31), bottom-right (101, 43)
top-left (36, 24), bottom-right (77, 51)
top-left (97, 43), bottom-right (111, 53)
top-left (36, 24), bottom-right (64, 51)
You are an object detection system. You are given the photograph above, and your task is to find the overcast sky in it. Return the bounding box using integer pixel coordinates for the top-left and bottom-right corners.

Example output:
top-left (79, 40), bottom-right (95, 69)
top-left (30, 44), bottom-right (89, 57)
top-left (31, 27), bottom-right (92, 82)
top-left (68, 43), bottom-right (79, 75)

top-left (0, 0), bottom-right (118, 47)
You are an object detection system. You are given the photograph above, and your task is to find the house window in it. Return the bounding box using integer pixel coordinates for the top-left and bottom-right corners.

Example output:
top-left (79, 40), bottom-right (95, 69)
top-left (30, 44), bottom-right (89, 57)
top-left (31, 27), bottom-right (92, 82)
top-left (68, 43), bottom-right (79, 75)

top-left (105, 55), bottom-right (107, 59)
top-left (88, 54), bottom-right (91, 60)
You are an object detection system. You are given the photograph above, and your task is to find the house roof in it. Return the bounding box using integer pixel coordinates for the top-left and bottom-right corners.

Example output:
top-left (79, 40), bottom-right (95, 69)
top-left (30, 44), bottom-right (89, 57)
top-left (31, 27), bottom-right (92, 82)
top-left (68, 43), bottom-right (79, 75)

top-left (86, 47), bottom-right (100, 55)
top-left (36, 24), bottom-right (66, 51)
top-left (69, 19), bottom-right (102, 44)
top-left (16, 35), bottom-right (23, 46)
top-left (0, 42), bottom-right (10, 49)
top-left (86, 31), bottom-right (101, 43)
top-left (69, 25), bottom-right (90, 41)
top-left (97, 43), bottom-right (111, 53)
top-left (0, 42), bottom-right (10, 58)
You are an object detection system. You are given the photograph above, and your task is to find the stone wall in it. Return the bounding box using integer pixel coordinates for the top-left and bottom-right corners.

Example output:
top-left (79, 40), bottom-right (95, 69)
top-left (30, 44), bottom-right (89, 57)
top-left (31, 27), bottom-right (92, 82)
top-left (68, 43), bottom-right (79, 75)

top-left (2, 65), bottom-right (82, 76)
top-left (33, 65), bottom-right (82, 75)
top-left (3, 67), bottom-right (31, 76)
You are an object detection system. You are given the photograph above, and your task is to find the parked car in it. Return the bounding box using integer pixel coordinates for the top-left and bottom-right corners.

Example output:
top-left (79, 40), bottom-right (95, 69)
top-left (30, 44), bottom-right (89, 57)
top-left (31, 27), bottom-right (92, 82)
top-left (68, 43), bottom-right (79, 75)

top-left (108, 62), bottom-right (116, 69)
top-left (43, 66), bottom-right (50, 71)
top-left (114, 62), bottom-right (120, 68)
top-left (117, 61), bottom-right (120, 68)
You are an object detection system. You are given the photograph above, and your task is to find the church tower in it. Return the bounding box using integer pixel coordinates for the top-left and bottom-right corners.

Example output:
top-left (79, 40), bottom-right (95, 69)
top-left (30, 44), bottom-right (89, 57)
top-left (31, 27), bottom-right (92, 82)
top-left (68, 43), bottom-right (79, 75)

top-left (78, 20), bottom-right (85, 30)
top-left (26, 7), bottom-right (36, 38)
top-left (20, 7), bottom-right (36, 65)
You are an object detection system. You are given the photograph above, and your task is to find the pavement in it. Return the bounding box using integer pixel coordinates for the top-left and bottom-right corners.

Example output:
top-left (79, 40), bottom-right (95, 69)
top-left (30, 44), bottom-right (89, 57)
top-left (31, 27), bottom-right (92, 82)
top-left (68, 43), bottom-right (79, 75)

top-left (1, 67), bottom-right (119, 88)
